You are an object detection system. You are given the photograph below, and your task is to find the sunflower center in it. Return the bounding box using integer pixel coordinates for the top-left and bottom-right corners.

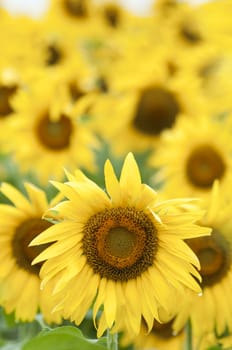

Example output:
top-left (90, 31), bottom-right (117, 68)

top-left (105, 227), bottom-right (136, 258)
top-left (159, 0), bottom-right (178, 13)
top-left (12, 218), bottom-right (53, 275)
top-left (46, 44), bottom-right (63, 66)
top-left (186, 229), bottom-right (230, 287)
top-left (63, 0), bottom-right (88, 18)
top-left (103, 5), bottom-right (120, 28)
top-left (152, 319), bottom-right (174, 339)
top-left (180, 24), bottom-right (202, 44)
top-left (96, 77), bottom-right (109, 93)
top-left (36, 113), bottom-right (73, 151)
top-left (68, 81), bottom-right (85, 102)
top-left (83, 207), bottom-right (157, 281)
top-left (0, 85), bottom-right (18, 117)
top-left (133, 87), bottom-right (180, 136)
top-left (186, 144), bottom-right (225, 189)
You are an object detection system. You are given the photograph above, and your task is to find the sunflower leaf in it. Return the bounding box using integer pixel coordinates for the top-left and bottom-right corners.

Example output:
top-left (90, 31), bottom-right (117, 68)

top-left (22, 326), bottom-right (107, 350)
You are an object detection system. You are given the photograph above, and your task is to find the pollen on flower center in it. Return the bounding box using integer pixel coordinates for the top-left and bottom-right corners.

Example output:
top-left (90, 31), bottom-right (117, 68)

top-left (63, 0), bottom-right (88, 18)
top-left (133, 86), bottom-right (180, 136)
top-left (105, 227), bottom-right (137, 258)
top-left (0, 85), bottom-right (18, 117)
top-left (36, 113), bottom-right (73, 151)
top-left (12, 218), bottom-right (52, 275)
top-left (83, 207), bottom-right (157, 281)
top-left (186, 144), bottom-right (225, 189)
top-left (186, 229), bottom-right (230, 287)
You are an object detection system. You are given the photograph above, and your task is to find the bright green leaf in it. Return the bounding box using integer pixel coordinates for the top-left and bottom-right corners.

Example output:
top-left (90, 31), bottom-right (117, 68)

top-left (22, 326), bottom-right (106, 350)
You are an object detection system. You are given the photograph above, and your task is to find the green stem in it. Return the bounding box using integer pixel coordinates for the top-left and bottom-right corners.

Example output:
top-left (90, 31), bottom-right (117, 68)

top-left (185, 319), bottom-right (193, 350)
top-left (107, 329), bottom-right (118, 350)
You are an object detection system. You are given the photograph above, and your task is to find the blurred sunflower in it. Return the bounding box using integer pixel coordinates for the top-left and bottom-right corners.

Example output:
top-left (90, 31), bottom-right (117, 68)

top-left (47, 0), bottom-right (92, 21)
top-left (30, 153), bottom-right (210, 337)
top-left (128, 320), bottom-right (184, 350)
top-left (25, 20), bottom-right (86, 75)
top-left (6, 76), bottom-right (99, 185)
top-left (173, 181), bottom-right (232, 343)
top-left (121, 306), bottom-right (185, 350)
top-left (151, 115), bottom-right (232, 199)
top-left (45, 0), bottom-right (97, 34)
top-left (0, 67), bottom-right (27, 152)
top-left (90, 67), bottom-right (206, 156)
top-left (0, 12), bottom-right (41, 72)
top-left (0, 182), bottom-right (62, 324)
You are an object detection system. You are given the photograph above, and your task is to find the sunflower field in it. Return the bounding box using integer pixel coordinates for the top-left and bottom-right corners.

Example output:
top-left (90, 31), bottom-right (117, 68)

top-left (0, 0), bottom-right (232, 349)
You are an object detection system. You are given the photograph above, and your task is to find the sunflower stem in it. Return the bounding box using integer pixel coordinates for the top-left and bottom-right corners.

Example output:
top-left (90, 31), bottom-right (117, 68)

top-left (185, 319), bottom-right (193, 350)
top-left (107, 329), bottom-right (118, 350)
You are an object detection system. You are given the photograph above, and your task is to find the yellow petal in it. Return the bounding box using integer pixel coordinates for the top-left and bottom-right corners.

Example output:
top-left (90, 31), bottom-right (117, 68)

top-left (0, 183), bottom-right (32, 213)
top-left (104, 159), bottom-right (121, 203)
top-left (120, 153), bottom-right (141, 203)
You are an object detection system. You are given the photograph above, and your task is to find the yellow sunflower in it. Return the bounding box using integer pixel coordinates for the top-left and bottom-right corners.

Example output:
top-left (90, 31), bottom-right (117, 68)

top-left (44, 0), bottom-right (100, 37)
top-left (0, 182), bottom-right (62, 324)
top-left (0, 12), bottom-right (42, 72)
top-left (6, 75), bottom-right (99, 185)
top-left (90, 54), bottom-right (206, 156)
top-left (155, 2), bottom-right (215, 55)
top-left (30, 153), bottom-right (210, 337)
top-left (47, 0), bottom-right (93, 23)
top-left (121, 305), bottom-right (185, 350)
top-left (122, 318), bottom-right (185, 350)
top-left (173, 181), bottom-right (232, 344)
top-left (0, 65), bottom-right (31, 154)
top-left (151, 115), bottom-right (232, 200)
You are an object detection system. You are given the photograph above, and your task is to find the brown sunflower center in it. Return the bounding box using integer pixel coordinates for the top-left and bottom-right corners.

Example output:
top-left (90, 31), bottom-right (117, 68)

top-left (12, 218), bottom-right (53, 275)
top-left (46, 44), bottom-right (63, 66)
top-left (186, 144), bottom-right (225, 189)
top-left (0, 85), bottom-right (18, 117)
top-left (82, 207), bottom-right (157, 281)
top-left (63, 0), bottom-right (88, 18)
top-left (186, 229), bottom-right (230, 287)
top-left (68, 81), bottom-right (85, 102)
top-left (180, 24), bottom-right (202, 44)
top-left (103, 5), bottom-right (120, 28)
top-left (96, 77), bottom-right (109, 93)
top-left (167, 61), bottom-right (178, 76)
top-left (159, 0), bottom-right (178, 13)
top-left (151, 319), bottom-right (174, 339)
top-left (36, 113), bottom-right (73, 151)
top-left (133, 87), bottom-right (180, 136)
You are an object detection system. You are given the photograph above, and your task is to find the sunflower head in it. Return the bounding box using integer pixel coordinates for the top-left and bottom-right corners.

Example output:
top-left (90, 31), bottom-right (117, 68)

top-left (133, 85), bottom-right (180, 136)
top-left (30, 153), bottom-right (211, 336)
top-left (173, 180), bottom-right (232, 339)
top-left (0, 182), bottom-right (63, 322)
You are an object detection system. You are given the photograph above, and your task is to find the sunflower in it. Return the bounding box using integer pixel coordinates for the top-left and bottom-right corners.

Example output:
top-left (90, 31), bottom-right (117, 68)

top-left (0, 66), bottom-right (29, 154)
top-left (173, 181), bottom-right (232, 344)
top-left (0, 12), bottom-right (42, 73)
top-left (47, 0), bottom-right (93, 26)
top-left (6, 75), bottom-right (99, 185)
top-left (120, 305), bottom-right (185, 350)
top-left (89, 51), bottom-right (206, 156)
top-left (22, 16), bottom-right (90, 77)
top-left (0, 182), bottom-right (62, 324)
top-left (30, 153), bottom-right (210, 337)
top-left (122, 318), bottom-right (185, 350)
top-left (151, 115), bottom-right (232, 199)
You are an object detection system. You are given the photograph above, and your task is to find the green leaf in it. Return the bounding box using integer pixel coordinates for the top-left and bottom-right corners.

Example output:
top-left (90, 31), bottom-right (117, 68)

top-left (22, 326), bottom-right (107, 350)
